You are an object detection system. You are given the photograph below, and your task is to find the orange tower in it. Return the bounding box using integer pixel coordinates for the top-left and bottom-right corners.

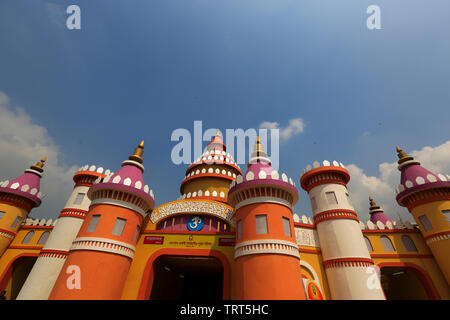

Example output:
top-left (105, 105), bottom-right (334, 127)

top-left (227, 137), bottom-right (306, 300)
top-left (0, 158), bottom-right (46, 257)
top-left (49, 141), bottom-right (155, 299)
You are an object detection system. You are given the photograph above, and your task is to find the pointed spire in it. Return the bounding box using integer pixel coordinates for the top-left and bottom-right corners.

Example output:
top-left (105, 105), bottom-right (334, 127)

top-left (207, 129), bottom-right (226, 152)
top-left (248, 136), bottom-right (271, 167)
top-left (30, 157), bottom-right (46, 173)
top-left (369, 196), bottom-right (380, 210)
top-left (129, 140), bottom-right (144, 164)
top-left (254, 136), bottom-right (264, 153)
top-left (396, 146), bottom-right (414, 165)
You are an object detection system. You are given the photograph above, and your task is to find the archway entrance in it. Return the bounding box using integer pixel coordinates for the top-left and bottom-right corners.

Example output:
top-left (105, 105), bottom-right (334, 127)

top-left (150, 255), bottom-right (223, 300)
top-left (1, 256), bottom-right (37, 300)
top-left (380, 266), bottom-right (437, 300)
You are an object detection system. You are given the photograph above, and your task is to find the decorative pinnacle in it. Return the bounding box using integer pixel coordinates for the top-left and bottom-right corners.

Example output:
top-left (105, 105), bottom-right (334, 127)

top-left (396, 146), bottom-right (413, 164)
top-left (30, 157), bottom-right (46, 173)
top-left (254, 136), bottom-right (264, 153)
top-left (129, 140), bottom-right (144, 164)
top-left (216, 129), bottom-right (222, 137)
top-left (369, 196), bottom-right (380, 210)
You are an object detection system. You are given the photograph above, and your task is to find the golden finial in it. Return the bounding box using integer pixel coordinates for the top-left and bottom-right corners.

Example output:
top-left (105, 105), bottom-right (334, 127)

top-left (369, 196), bottom-right (380, 210)
top-left (396, 146), bottom-right (413, 164)
top-left (216, 129), bottom-right (221, 137)
top-left (30, 157), bottom-right (46, 173)
top-left (129, 140), bottom-right (144, 164)
top-left (254, 136), bottom-right (264, 153)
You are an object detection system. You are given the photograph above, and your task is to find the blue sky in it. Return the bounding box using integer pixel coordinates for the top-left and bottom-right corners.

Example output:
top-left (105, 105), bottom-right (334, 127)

top-left (0, 0), bottom-right (449, 222)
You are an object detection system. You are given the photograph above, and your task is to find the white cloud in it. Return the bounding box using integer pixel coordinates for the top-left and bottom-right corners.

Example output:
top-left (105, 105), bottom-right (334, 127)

top-left (346, 141), bottom-right (450, 223)
top-left (259, 118), bottom-right (305, 142)
top-left (0, 92), bottom-right (78, 219)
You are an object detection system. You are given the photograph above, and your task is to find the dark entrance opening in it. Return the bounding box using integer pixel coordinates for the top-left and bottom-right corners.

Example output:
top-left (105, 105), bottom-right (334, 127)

top-left (1, 256), bottom-right (37, 300)
top-left (380, 267), bottom-right (431, 300)
top-left (150, 255), bottom-right (223, 300)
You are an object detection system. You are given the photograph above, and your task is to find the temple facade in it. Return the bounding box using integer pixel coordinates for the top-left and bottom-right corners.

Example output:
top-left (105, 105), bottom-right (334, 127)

top-left (0, 133), bottom-right (448, 300)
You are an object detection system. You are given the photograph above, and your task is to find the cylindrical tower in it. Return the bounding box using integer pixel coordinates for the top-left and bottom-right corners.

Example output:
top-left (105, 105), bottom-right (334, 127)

top-left (16, 165), bottom-right (108, 300)
top-left (228, 137), bottom-right (306, 300)
top-left (49, 141), bottom-right (155, 299)
top-left (300, 160), bottom-right (385, 300)
top-left (0, 158), bottom-right (46, 257)
top-left (394, 147), bottom-right (450, 284)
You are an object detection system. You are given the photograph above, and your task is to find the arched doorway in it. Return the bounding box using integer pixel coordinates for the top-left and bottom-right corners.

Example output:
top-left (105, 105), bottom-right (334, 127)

top-left (378, 263), bottom-right (441, 300)
top-left (150, 255), bottom-right (223, 300)
top-left (0, 255), bottom-right (37, 300)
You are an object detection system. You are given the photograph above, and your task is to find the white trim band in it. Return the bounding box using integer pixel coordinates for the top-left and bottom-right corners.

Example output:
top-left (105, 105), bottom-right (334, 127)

top-left (0, 231), bottom-right (14, 240)
top-left (70, 237), bottom-right (136, 258)
top-left (426, 233), bottom-right (450, 245)
top-left (234, 239), bottom-right (300, 259)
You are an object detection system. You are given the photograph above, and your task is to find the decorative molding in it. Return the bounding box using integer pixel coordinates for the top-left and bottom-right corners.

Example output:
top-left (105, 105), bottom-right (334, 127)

top-left (59, 208), bottom-right (88, 219)
top-left (322, 257), bottom-right (374, 269)
top-left (70, 237), bottom-right (136, 258)
top-left (314, 209), bottom-right (359, 224)
top-left (424, 231), bottom-right (450, 245)
top-left (234, 239), bottom-right (300, 259)
top-left (39, 249), bottom-right (69, 259)
top-left (0, 228), bottom-right (15, 239)
top-left (150, 199), bottom-right (234, 225)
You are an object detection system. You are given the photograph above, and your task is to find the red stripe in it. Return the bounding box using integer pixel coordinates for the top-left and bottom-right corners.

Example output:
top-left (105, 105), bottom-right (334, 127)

top-left (323, 257), bottom-right (374, 269)
top-left (294, 222), bottom-right (315, 229)
top-left (314, 209), bottom-right (359, 225)
top-left (40, 249), bottom-right (69, 256)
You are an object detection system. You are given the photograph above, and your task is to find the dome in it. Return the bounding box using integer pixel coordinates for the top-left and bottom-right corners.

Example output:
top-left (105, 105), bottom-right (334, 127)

top-left (395, 147), bottom-right (450, 205)
top-left (0, 157), bottom-right (46, 207)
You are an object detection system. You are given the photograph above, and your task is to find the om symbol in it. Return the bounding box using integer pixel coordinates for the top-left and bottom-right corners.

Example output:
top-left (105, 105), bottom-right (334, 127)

top-left (187, 216), bottom-right (204, 231)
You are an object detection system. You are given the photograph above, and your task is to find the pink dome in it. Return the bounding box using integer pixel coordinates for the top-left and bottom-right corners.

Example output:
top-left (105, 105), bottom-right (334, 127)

top-left (395, 147), bottom-right (450, 204)
top-left (0, 159), bottom-right (46, 207)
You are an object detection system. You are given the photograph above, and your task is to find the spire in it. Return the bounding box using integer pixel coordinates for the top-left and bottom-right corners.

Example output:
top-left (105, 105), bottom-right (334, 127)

top-left (369, 196), bottom-right (380, 210)
top-left (254, 136), bottom-right (264, 153)
top-left (396, 146), bottom-right (414, 165)
top-left (248, 136), bottom-right (271, 167)
top-left (207, 129), bottom-right (226, 152)
top-left (368, 196), bottom-right (392, 225)
top-left (30, 157), bottom-right (46, 173)
top-left (129, 140), bottom-right (144, 164)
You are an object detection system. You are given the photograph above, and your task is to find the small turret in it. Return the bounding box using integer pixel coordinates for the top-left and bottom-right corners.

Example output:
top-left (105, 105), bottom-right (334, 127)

top-left (0, 158), bottom-right (46, 257)
top-left (368, 196), bottom-right (393, 225)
